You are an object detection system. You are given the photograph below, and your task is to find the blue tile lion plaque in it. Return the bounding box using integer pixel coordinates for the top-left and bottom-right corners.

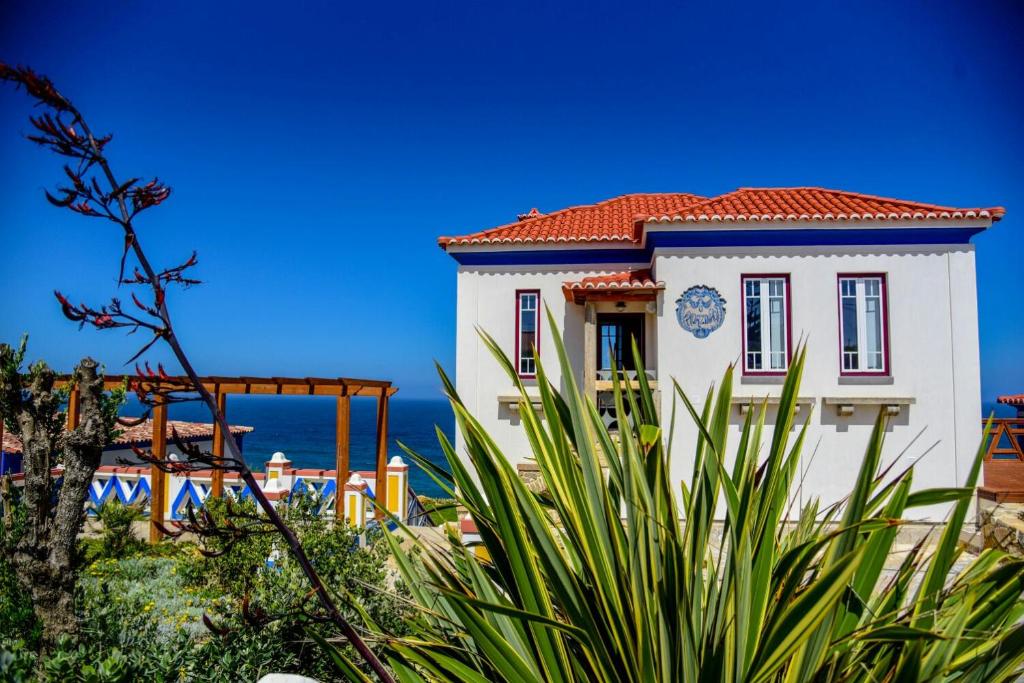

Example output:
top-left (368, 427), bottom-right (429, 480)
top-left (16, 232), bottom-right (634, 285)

top-left (676, 285), bottom-right (726, 339)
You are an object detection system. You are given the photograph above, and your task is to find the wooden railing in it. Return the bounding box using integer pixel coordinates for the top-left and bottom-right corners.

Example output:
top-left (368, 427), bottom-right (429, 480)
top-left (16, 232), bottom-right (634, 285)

top-left (1, 373), bottom-right (398, 541)
top-left (979, 418), bottom-right (1024, 502)
top-left (983, 418), bottom-right (1024, 461)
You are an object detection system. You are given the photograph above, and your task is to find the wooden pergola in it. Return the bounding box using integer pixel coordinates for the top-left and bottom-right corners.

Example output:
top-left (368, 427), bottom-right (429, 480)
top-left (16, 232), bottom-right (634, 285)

top-left (1, 374), bottom-right (396, 541)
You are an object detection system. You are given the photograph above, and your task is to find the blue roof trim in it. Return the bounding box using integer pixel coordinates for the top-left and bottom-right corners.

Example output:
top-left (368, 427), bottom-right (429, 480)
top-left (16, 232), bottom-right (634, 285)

top-left (448, 227), bottom-right (984, 266)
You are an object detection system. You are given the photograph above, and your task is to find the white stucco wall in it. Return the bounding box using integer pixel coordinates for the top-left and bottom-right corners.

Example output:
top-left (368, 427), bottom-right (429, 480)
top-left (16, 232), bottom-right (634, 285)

top-left (653, 245), bottom-right (981, 521)
top-left (450, 241), bottom-right (984, 522)
top-left (455, 264), bottom-right (647, 460)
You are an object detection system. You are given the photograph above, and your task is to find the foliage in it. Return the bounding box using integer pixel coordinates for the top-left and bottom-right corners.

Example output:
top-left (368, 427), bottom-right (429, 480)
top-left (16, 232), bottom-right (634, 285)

top-left (417, 496), bottom-right (459, 525)
top-left (85, 500), bottom-right (147, 562)
top-left (327, 313), bottom-right (1024, 682)
top-left (1, 494), bottom-right (408, 682)
top-left (0, 493), bottom-right (40, 650)
top-left (200, 494), bottom-right (410, 680)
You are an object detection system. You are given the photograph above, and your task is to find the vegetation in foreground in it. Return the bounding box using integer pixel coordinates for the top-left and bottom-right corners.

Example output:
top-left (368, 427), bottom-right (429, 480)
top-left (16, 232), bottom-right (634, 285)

top-left (0, 496), bottom-right (408, 682)
top-left (327, 316), bottom-right (1024, 682)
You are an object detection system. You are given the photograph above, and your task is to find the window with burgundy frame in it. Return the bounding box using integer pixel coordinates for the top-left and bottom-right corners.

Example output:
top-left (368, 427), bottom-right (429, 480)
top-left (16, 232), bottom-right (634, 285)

top-left (516, 290), bottom-right (540, 377)
top-left (837, 274), bottom-right (889, 375)
top-left (742, 275), bottom-right (791, 374)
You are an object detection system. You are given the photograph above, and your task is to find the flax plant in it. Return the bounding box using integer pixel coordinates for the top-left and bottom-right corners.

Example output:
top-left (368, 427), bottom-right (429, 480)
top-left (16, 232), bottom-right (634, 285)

top-left (336, 311), bottom-right (1024, 682)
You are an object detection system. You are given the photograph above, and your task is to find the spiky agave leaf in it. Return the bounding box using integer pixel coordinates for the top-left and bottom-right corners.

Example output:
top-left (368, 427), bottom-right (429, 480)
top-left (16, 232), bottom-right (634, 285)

top-left (327, 310), bottom-right (1024, 683)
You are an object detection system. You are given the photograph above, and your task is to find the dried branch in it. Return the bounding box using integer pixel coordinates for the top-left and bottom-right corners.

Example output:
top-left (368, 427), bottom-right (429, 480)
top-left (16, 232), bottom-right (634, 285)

top-left (1, 63), bottom-right (395, 682)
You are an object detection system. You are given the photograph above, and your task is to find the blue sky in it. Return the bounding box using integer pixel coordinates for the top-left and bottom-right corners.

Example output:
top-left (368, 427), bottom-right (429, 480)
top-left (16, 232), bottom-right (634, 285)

top-left (1, 1), bottom-right (1022, 400)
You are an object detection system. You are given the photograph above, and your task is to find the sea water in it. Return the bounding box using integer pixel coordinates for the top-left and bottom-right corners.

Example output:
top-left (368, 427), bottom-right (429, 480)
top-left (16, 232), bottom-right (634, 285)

top-left (121, 395), bottom-right (454, 498)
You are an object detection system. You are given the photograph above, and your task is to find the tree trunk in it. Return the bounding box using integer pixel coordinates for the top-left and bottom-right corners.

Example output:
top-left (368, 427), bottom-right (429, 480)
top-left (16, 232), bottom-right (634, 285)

top-left (2, 355), bottom-right (108, 653)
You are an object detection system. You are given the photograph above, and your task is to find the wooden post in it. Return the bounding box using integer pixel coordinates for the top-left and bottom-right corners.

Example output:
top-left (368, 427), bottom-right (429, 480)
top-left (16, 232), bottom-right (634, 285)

top-left (66, 385), bottom-right (81, 430)
top-left (583, 301), bottom-right (597, 402)
top-left (335, 394), bottom-right (351, 522)
top-left (210, 389), bottom-right (226, 498)
top-left (149, 398), bottom-right (168, 543)
top-left (374, 389), bottom-right (389, 519)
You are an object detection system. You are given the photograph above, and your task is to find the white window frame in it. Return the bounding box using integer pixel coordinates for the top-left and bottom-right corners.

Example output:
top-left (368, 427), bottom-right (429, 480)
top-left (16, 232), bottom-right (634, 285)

top-left (515, 290), bottom-right (540, 378)
top-left (742, 275), bottom-right (791, 374)
top-left (837, 275), bottom-right (889, 375)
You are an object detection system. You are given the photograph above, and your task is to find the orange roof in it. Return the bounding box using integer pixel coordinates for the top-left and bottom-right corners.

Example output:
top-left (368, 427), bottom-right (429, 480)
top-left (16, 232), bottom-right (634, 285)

top-left (1, 418), bottom-right (253, 455)
top-left (439, 193), bottom-right (706, 246)
top-left (563, 269), bottom-right (664, 303)
top-left (440, 188), bottom-right (1004, 248)
top-left (999, 395), bottom-right (1024, 407)
top-left (647, 187), bottom-right (1005, 224)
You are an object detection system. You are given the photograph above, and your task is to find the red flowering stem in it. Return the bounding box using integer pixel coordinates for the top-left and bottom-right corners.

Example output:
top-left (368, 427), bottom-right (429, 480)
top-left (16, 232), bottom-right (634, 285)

top-left (68, 94), bottom-right (394, 680)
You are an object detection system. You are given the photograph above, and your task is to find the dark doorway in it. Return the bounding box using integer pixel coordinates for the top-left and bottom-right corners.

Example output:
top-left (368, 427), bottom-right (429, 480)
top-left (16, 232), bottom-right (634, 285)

top-left (597, 313), bottom-right (645, 372)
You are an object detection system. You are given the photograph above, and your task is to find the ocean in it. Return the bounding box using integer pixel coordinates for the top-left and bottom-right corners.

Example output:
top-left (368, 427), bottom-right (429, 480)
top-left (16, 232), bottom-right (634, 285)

top-left (121, 395), bottom-right (455, 499)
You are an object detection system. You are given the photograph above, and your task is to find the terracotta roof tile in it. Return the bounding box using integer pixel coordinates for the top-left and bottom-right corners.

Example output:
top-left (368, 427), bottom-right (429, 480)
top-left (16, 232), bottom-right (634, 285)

top-left (440, 188), bottom-right (1004, 248)
top-left (647, 187), bottom-right (1005, 224)
top-left (439, 193), bottom-right (706, 246)
top-left (564, 268), bottom-right (662, 292)
top-left (1, 419), bottom-right (253, 455)
top-left (562, 269), bottom-right (664, 303)
top-left (999, 395), bottom-right (1024, 407)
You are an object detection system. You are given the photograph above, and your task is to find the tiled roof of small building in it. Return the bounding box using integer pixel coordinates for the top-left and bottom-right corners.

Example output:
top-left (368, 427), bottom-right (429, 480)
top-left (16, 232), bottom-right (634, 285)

top-left (998, 395), bottom-right (1024, 407)
top-left (563, 269), bottom-right (663, 292)
top-left (439, 193), bottom-right (706, 246)
top-left (646, 187), bottom-right (1005, 224)
top-left (440, 188), bottom-right (1004, 247)
top-left (562, 269), bottom-right (664, 302)
top-left (1, 419), bottom-right (253, 455)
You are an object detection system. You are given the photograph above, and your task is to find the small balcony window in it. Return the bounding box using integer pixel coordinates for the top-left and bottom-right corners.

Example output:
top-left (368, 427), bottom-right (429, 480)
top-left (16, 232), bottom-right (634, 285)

top-left (516, 290), bottom-right (540, 377)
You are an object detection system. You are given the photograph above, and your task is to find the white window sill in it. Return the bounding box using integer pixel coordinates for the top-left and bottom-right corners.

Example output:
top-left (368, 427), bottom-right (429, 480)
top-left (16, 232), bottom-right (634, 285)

top-left (838, 375), bottom-right (894, 385)
top-left (823, 396), bottom-right (914, 416)
top-left (731, 396), bottom-right (816, 415)
top-left (740, 375), bottom-right (786, 385)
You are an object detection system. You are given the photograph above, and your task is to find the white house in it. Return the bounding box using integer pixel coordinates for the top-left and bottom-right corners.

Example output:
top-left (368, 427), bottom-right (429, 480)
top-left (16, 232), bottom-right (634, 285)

top-left (439, 188), bottom-right (1005, 520)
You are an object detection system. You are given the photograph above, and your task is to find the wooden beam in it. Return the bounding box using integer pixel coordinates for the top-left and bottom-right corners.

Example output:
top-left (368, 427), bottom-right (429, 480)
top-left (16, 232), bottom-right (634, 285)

top-left (335, 394), bottom-right (351, 522)
top-left (66, 385), bottom-right (81, 430)
top-left (583, 302), bottom-right (597, 401)
top-left (210, 389), bottom-right (226, 498)
top-left (374, 390), bottom-right (389, 519)
top-left (149, 398), bottom-right (168, 543)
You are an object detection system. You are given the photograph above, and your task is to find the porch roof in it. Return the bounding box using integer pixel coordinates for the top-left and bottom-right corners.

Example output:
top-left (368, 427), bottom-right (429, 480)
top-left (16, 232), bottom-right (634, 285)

top-left (562, 268), bottom-right (664, 304)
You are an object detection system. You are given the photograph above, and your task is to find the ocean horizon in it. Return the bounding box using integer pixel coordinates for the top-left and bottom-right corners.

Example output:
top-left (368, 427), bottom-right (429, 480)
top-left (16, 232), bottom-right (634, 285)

top-left (120, 395), bottom-right (455, 499)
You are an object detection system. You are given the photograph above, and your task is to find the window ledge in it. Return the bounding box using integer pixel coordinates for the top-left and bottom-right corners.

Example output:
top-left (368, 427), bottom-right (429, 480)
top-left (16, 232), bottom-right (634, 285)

top-left (838, 375), bottom-right (894, 385)
top-left (823, 396), bottom-right (914, 416)
top-left (731, 396), bottom-right (816, 415)
top-left (740, 375), bottom-right (786, 385)
top-left (498, 394), bottom-right (544, 414)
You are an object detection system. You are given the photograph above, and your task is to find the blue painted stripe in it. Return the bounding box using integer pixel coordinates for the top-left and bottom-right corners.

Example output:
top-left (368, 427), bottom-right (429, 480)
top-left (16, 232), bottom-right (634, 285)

top-left (448, 227), bottom-right (983, 266)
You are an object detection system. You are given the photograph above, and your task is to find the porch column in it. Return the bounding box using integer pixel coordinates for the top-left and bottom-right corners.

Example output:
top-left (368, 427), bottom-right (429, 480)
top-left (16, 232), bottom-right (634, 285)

top-left (66, 385), bottom-right (81, 430)
top-left (149, 397), bottom-right (168, 543)
top-left (335, 393), bottom-right (351, 522)
top-left (210, 388), bottom-right (226, 498)
top-left (583, 302), bottom-right (597, 402)
top-left (374, 388), bottom-right (390, 519)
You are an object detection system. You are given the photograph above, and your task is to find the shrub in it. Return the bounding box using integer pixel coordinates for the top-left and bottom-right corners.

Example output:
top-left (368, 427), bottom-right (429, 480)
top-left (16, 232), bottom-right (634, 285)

top-left (86, 500), bottom-right (147, 562)
top-left (333, 317), bottom-right (1024, 682)
top-left (417, 496), bottom-right (458, 525)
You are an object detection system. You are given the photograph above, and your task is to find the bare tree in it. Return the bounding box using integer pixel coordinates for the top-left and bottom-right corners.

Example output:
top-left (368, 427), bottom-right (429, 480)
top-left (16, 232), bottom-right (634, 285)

top-left (0, 340), bottom-right (118, 652)
top-left (0, 64), bottom-right (394, 681)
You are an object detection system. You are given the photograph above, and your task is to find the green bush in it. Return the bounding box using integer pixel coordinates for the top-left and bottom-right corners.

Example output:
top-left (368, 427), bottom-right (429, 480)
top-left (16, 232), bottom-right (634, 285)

top-left (417, 495), bottom-right (458, 525)
top-left (0, 493), bottom-right (39, 651)
top-left (331, 318), bottom-right (1024, 682)
top-left (198, 494), bottom-right (409, 680)
top-left (86, 500), bottom-right (147, 562)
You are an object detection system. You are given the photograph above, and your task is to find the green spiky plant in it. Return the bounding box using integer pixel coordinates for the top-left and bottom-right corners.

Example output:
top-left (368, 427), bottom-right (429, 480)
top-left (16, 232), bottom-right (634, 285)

top-left (329, 310), bottom-right (1024, 682)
